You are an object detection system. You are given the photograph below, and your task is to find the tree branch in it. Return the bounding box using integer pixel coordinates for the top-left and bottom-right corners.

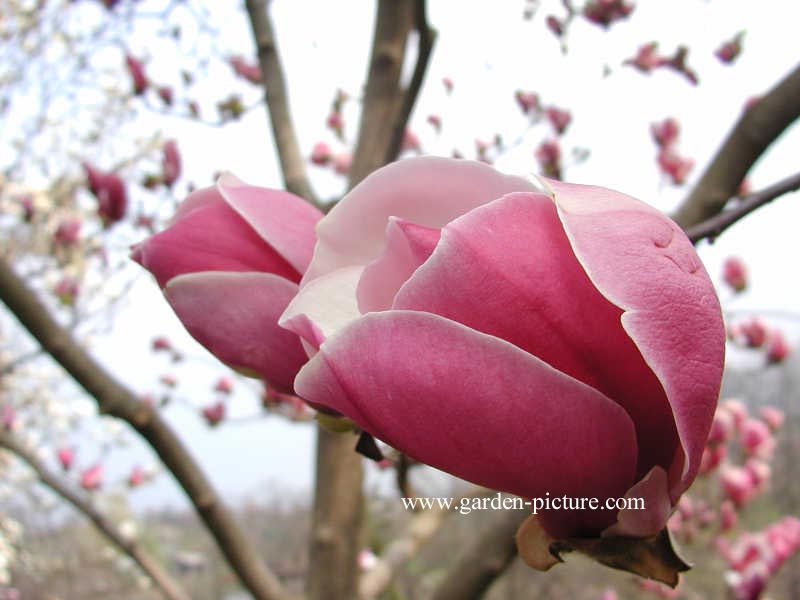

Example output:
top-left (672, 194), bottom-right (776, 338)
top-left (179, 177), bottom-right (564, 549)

top-left (0, 430), bottom-right (189, 600)
top-left (0, 257), bottom-right (291, 600)
top-left (431, 507), bottom-right (529, 600)
top-left (686, 170), bottom-right (800, 243)
top-left (384, 0), bottom-right (436, 164)
top-left (245, 0), bottom-right (322, 209)
top-left (349, 0), bottom-right (416, 187)
top-left (673, 62), bottom-right (800, 229)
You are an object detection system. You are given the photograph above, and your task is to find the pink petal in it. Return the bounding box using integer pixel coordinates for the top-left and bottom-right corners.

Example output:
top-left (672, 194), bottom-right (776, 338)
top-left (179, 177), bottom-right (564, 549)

top-left (217, 173), bottom-right (323, 274)
top-left (394, 191), bottom-right (677, 483)
top-left (279, 266), bottom-right (363, 352)
top-left (547, 178), bottom-right (725, 498)
top-left (602, 466), bottom-right (673, 537)
top-left (171, 186), bottom-right (223, 223)
top-left (165, 272), bottom-right (308, 393)
top-left (357, 217), bottom-right (441, 312)
top-left (295, 310), bottom-right (638, 537)
top-left (304, 157), bottom-right (534, 282)
top-left (132, 201), bottom-right (299, 288)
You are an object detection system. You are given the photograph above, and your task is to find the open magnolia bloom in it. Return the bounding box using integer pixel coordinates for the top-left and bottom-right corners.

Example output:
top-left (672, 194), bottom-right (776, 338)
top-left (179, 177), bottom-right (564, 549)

top-left (281, 157), bottom-right (724, 579)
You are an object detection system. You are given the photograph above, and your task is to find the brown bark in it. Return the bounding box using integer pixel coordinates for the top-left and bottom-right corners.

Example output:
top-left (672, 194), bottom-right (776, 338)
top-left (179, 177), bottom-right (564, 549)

top-left (673, 62), bottom-right (800, 229)
top-left (0, 430), bottom-right (190, 600)
top-left (0, 258), bottom-right (290, 600)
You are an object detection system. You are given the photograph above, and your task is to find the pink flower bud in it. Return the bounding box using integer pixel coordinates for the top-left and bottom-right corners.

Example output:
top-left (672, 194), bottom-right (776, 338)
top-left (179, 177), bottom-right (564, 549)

top-left (310, 142), bottom-right (332, 166)
top-left (766, 331), bottom-right (790, 364)
top-left (80, 464), bottom-right (103, 491)
top-left (125, 55), bottom-right (148, 95)
top-left (151, 336), bottom-right (171, 351)
top-left (744, 458), bottom-right (770, 489)
top-left (650, 118), bottom-right (680, 149)
top-left (546, 15), bottom-right (564, 37)
top-left (722, 256), bottom-right (748, 292)
top-left (202, 401), bottom-right (225, 426)
top-left (332, 153), bottom-right (352, 176)
top-left (57, 447), bottom-right (74, 471)
top-left (128, 465), bottom-right (146, 487)
top-left (514, 90), bottom-right (540, 114)
top-left (656, 148), bottom-right (694, 185)
top-left (715, 32), bottom-right (744, 64)
top-left (326, 111), bottom-right (344, 135)
top-left (401, 129), bottom-right (421, 153)
top-left (229, 55), bottom-right (263, 84)
top-left (720, 464), bottom-right (755, 507)
top-left (737, 319), bottom-right (768, 348)
top-left (583, 0), bottom-right (634, 27)
top-left (698, 443), bottom-right (726, 475)
top-left (758, 406), bottom-right (784, 431)
top-left (722, 399), bottom-right (749, 430)
top-left (708, 407), bottom-right (734, 444)
top-left (719, 500), bottom-right (737, 531)
top-left (535, 139), bottom-right (562, 179)
top-left (214, 376), bottom-right (233, 394)
top-left (158, 86), bottom-right (174, 106)
top-left (54, 218), bottom-right (82, 245)
top-left (442, 77), bottom-right (454, 94)
top-left (426, 114), bottom-right (442, 132)
top-left (544, 107), bottom-right (572, 135)
top-left (159, 374), bottom-right (177, 388)
top-left (162, 140), bottom-right (181, 188)
top-left (740, 418), bottom-right (772, 456)
top-left (83, 163), bottom-right (127, 227)
top-left (624, 42), bottom-right (663, 73)
top-left (54, 276), bottom-right (80, 305)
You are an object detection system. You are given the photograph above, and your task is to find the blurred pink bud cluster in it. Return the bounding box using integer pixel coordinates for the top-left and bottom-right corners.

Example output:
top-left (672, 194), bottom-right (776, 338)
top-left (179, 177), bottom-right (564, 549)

top-left (624, 43), bottom-right (698, 85)
top-left (650, 117), bottom-right (693, 185)
top-left (56, 447), bottom-right (74, 471)
top-left (715, 32), bottom-right (745, 65)
top-left (582, 0), bottom-right (633, 28)
top-left (80, 464), bottom-right (103, 491)
top-left (162, 139), bottom-right (182, 188)
top-left (535, 139), bottom-right (562, 180)
top-left (700, 400), bottom-right (782, 513)
top-left (262, 385), bottom-right (313, 421)
top-left (54, 276), bottom-right (80, 305)
top-left (716, 517), bottom-right (800, 600)
top-left (125, 54), bottom-right (148, 95)
top-left (728, 315), bottom-right (791, 365)
top-left (667, 494), bottom-right (717, 544)
top-left (54, 218), bottom-right (82, 246)
top-left (202, 401), bottom-right (225, 427)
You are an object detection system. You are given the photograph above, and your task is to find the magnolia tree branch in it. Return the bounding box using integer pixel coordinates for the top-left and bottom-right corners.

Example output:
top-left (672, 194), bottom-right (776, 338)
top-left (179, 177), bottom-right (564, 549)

top-left (686, 170), bottom-right (800, 243)
top-left (673, 62), bottom-right (800, 229)
top-left (384, 0), bottom-right (436, 163)
top-left (245, 0), bottom-right (322, 209)
top-left (0, 258), bottom-right (291, 600)
top-left (431, 507), bottom-right (530, 600)
top-left (0, 430), bottom-right (189, 600)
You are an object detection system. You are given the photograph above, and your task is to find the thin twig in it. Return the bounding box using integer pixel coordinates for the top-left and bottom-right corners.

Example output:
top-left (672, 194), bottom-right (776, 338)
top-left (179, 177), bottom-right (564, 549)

top-left (245, 0), bottom-right (322, 209)
top-left (0, 257), bottom-right (291, 600)
top-left (384, 0), bottom-right (436, 163)
top-left (0, 429), bottom-right (189, 600)
top-left (686, 170), bottom-right (800, 243)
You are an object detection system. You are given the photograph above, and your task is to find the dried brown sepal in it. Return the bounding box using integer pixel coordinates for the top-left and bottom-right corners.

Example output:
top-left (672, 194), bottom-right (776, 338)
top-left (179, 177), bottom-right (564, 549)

top-left (516, 514), bottom-right (690, 587)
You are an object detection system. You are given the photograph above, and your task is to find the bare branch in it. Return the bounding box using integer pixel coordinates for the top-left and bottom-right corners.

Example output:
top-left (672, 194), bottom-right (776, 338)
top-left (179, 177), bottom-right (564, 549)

top-left (349, 0), bottom-right (416, 187)
top-left (0, 257), bottom-right (291, 600)
top-left (673, 63), bottom-right (800, 229)
top-left (384, 0), bottom-right (437, 164)
top-left (431, 507), bottom-right (529, 600)
top-left (0, 430), bottom-right (189, 600)
top-left (245, 0), bottom-right (322, 209)
top-left (686, 170), bottom-right (800, 243)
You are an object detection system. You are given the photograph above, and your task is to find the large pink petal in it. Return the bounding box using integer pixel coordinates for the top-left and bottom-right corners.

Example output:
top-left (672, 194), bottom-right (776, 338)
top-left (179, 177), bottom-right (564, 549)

top-left (171, 186), bottom-right (223, 223)
top-left (357, 217), bottom-right (441, 312)
top-left (394, 192), bottom-right (677, 483)
top-left (304, 157), bottom-right (534, 282)
top-left (548, 179), bottom-right (724, 498)
top-left (164, 272), bottom-right (308, 393)
top-left (295, 310), bottom-right (638, 537)
top-left (602, 466), bottom-right (673, 538)
top-left (132, 201), bottom-right (300, 288)
top-left (217, 173), bottom-right (323, 274)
